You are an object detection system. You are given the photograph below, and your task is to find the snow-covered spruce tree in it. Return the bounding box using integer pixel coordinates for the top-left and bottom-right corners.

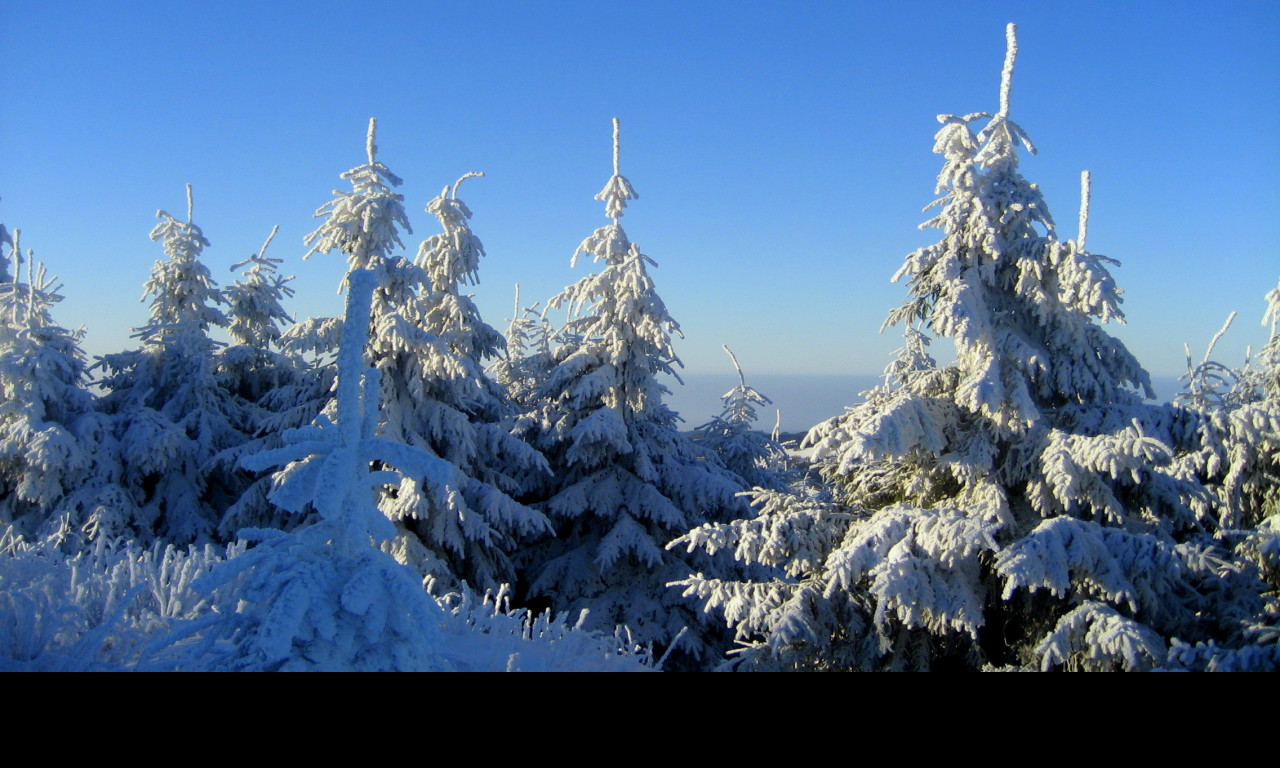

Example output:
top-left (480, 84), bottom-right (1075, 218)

top-left (514, 119), bottom-right (748, 667)
top-left (397, 171), bottom-right (552, 563)
top-left (677, 26), bottom-right (1251, 671)
top-left (693, 346), bottom-right (789, 491)
top-left (1159, 285), bottom-right (1280, 671)
top-left (214, 227), bottom-right (331, 537)
top-left (490, 285), bottom-right (557, 412)
top-left (92, 186), bottom-right (241, 544)
top-left (195, 268), bottom-right (448, 671)
top-left (299, 119), bottom-right (549, 593)
top-left (0, 231), bottom-right (95, 533)
top-left (221, 226), bottom-right (297, 391)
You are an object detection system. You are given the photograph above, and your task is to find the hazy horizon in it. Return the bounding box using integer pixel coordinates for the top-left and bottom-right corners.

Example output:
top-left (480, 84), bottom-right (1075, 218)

top-left (665, 372), bottom-right (1190, 434)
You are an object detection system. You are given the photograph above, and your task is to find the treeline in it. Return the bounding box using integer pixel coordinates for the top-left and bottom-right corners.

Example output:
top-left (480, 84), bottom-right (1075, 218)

top-left (0, 25), bottom-right (1275, 671)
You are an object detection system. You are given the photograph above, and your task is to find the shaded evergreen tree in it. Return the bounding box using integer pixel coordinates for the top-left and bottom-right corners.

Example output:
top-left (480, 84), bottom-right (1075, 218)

top-left (694, 346), bottom-right (789, 491)
top-left (0, 231), bottom-right (94, 533)
top-left (491, 284), bottom-right (556, 412)
top-left (215, 227), bottom-right (330, 537)
top-left (515, 119), bottom-right (748, 666)
top-left (1162, 281), bottom-right (1280, 670)
top-left (93, 187), bottom-right (240, 543)
top-left (196, 268), bottom-right (448, 671)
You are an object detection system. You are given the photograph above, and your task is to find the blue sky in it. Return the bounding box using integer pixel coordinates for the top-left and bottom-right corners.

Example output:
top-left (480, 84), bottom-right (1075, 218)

top-left (3, 1), bottom-right (1277, 405)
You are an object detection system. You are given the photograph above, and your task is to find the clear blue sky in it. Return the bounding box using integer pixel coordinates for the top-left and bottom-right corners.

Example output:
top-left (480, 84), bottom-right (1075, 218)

top-left (3, 1), bottom-right (1277, 400)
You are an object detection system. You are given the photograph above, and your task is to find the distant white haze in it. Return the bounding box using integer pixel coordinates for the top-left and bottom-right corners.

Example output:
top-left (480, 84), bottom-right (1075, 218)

top-left (666, 373), bottom-right (1189, 435)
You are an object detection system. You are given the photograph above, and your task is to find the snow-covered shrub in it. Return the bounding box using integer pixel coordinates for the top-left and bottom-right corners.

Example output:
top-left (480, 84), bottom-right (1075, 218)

top-left (0, 527), bottom-right (238, 671)
top-left (433, 584), bottom-right (652, 672)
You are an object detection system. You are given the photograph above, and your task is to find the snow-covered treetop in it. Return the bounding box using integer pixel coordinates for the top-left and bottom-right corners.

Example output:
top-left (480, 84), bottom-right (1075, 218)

top-left (1255, 277), bottom-right (1280, 400)
top-left (1263, 277), bottom-right (1280, 347)
top-left (304, 118), bottom-right (412, 276)
top-left (0, 232), bottom-right (68, 331)
top-left (1177, 312), bottom-right (1257, 410)
top-left (418, 171), bottom-right (486, 291)
top-left (1077, 171), bottom-right (1091, 252)
top-left (716, 345), bottom-right (771, 427)
top-left (543, 116), bottom-right (685, 425)
top-left (880, 26), bottom-right (1149, 429)
top-left (596, 117), bottom-right (638, 223)
top-left (998, 22), bottom-right (1017, 118)
top-left (225, 226), bottom-right (295, 348)
top-left (572, 118), bottom-right (641, 270)
top-left (141, 185), bottom-right (227, 338)
top-left (0, 231), bottom-right (92, 429)
top-left (975, 23), bottom-right (1039, 182)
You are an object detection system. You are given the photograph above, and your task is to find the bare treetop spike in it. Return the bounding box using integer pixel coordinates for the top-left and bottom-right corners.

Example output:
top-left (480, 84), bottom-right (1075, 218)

top-left (260, 224), bottom-right (280, 260)
top-left (593, 117), bottom-right (639, 222)
top-left (999, 23), bottom-right (1018, 118)
top-left (724, 344), bottom-right (746, 387)
top-left (1078, 171), bottom-right (1092, 251)
top-left (612, 117), bottom-right (621, 177)
top-left (452, 171), bottom-right (485, 199)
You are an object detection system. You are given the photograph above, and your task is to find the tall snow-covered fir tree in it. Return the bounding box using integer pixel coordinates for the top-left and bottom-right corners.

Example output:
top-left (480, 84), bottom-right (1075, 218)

top-left (514, 119), bottom-right (749, 667)
top-left (676, 25), bottom-right (1266, 671)
top-left (92, 187), bottom-right (242, 543)
top-left (0, 231), bottom-right (95, 533)
top-left (298, 119), bottom-right (550, 593)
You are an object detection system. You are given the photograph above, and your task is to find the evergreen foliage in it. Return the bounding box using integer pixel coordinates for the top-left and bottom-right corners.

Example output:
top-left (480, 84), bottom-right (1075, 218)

top-left (677, 25), bottom-right (1266, 671)
top-left (91, 187), bottom-right (240, 543)
top-left (195, 269), bottom-right (449, 671)
top-left (0, 231), bottom-right (94, 533)
top-left (694, 346), bottom-right (790, 491)
top-left (491, 285), bottom-right (557, 412)
top-left (214, 227), bottom-right (328, 537)
top-left (515, 119), bottom-right (748, 667)
top-left (299, 119), bottom-right (550, 593)
top-left (1160, 283), bottom-right (1280, 669)
top-left (1, 34), bottom-right (1272, 670)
